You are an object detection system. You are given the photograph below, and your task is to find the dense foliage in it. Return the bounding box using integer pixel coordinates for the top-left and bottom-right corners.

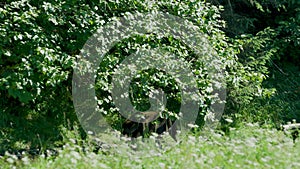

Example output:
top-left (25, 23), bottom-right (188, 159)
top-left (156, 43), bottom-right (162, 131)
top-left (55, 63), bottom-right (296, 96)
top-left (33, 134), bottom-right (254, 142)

top-left (0, 0), bottom-right (299, 166)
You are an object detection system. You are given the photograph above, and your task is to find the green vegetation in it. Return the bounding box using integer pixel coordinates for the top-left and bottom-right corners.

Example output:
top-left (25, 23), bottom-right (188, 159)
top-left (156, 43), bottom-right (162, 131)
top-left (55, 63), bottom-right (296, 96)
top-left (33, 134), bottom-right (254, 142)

top-left (1, 124), bottom-right (300, 168)
top-left (0, 0), bottom-right (299, 168)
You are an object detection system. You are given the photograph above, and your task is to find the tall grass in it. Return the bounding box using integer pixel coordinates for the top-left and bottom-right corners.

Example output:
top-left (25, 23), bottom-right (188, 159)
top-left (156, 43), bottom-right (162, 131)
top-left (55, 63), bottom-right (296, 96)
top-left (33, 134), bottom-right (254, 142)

top-left (1, 123), bottom-right (299, 169)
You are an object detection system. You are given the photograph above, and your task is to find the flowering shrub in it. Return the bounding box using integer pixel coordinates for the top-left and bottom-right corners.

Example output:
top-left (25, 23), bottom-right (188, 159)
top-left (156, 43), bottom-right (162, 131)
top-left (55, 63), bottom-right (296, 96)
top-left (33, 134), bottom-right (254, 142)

top-left (0, 0), bottom-right (272, 149)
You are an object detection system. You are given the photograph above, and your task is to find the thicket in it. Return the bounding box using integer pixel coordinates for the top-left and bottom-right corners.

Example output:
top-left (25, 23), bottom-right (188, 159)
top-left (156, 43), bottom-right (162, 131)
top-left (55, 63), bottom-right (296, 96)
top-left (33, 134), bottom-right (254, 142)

top-left (208, 0), bottom-right (300, 126)
top-left (0, 0), bottom-right (299, 152)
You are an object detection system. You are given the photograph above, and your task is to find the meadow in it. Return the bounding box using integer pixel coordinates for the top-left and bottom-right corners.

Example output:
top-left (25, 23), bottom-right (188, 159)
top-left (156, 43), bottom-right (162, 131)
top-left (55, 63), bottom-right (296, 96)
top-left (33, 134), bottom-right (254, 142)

top-left (1, 123), bottom-right (300, 169)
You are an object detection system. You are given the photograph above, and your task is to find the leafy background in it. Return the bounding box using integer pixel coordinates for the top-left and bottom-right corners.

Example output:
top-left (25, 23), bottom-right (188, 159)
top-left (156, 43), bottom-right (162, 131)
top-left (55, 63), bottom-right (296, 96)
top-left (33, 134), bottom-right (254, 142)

top-left (0, 0), bottom-right (299, 167)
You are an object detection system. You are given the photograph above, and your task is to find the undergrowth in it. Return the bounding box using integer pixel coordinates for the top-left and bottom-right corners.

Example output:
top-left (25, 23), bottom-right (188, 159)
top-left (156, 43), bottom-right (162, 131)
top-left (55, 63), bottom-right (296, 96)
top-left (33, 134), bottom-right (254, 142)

top-left (1, 123), bottom-right (299, 169)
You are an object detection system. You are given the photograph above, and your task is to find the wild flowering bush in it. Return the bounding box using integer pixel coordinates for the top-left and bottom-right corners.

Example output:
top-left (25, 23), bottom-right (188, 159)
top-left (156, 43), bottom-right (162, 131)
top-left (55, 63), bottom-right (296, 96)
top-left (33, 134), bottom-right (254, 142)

top-left (0, 0), bottom-right (273, 150)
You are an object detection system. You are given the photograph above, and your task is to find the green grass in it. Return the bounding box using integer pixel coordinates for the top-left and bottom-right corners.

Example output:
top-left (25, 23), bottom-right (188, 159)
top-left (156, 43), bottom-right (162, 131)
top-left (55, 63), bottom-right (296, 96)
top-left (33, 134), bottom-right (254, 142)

top-left (1, 123), bottom-right (300, 169)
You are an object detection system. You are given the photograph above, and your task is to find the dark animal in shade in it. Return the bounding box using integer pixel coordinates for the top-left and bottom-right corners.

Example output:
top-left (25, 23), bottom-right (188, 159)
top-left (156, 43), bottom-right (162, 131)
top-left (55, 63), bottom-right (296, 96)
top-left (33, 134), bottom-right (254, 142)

top-left (122, 111), bottom-right (176, 139)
